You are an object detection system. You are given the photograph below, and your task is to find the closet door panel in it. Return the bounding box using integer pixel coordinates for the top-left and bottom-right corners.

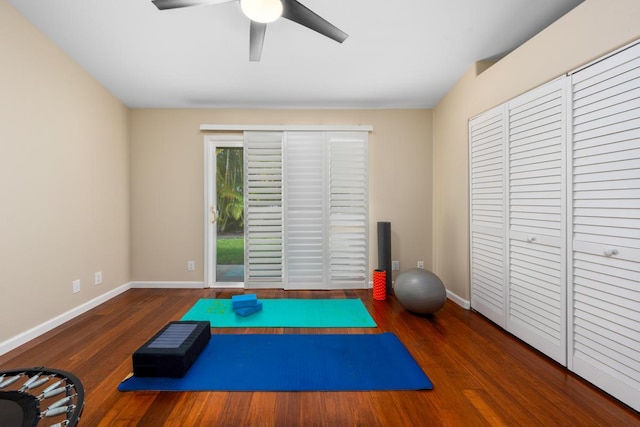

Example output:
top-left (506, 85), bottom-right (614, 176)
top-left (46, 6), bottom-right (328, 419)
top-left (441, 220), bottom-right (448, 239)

top-left (569, 41), bottom-right (640, 412)
top-left (507, 78), bottom-right (567, 365)
top-left (470, 106), bottom-right (507, 327)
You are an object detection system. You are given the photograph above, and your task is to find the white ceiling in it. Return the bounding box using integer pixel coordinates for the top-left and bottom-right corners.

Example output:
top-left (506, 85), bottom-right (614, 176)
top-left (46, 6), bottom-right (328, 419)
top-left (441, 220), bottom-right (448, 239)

top-left (7, 0), bottom-right (584, 109)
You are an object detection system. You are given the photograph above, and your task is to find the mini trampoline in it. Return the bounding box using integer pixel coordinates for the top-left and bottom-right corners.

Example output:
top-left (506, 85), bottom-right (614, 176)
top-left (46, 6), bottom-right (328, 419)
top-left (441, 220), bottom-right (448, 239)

top-left (0, 367), bottom-right (84, 427)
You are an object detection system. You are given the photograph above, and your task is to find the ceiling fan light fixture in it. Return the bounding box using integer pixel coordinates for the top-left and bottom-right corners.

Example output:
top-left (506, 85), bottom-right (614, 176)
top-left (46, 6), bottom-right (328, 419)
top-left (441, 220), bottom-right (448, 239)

top-left (240, 0), bottom-right (283, 23)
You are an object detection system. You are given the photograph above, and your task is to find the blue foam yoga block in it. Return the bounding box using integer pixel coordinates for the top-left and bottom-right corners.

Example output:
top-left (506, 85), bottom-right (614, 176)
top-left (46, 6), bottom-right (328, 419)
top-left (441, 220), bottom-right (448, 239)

top-left (235, 301), bottom-right (263, 317)
top-left (232, 294), bottom-right (258, 309)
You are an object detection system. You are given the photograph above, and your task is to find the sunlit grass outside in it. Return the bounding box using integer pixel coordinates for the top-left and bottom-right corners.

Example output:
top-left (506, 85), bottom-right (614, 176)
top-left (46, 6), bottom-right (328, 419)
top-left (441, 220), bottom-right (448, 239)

top-left (217, 237), bottom-right (244, 264)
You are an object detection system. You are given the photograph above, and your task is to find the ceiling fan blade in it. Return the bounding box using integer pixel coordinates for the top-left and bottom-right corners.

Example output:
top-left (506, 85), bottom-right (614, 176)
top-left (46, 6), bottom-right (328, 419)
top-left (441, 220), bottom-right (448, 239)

top-left (152, 0), bottom-right (235, 11)
top-left (250, 21), bottom-right (267, 62)
top-left (281, 0), bottom-right (348, 43)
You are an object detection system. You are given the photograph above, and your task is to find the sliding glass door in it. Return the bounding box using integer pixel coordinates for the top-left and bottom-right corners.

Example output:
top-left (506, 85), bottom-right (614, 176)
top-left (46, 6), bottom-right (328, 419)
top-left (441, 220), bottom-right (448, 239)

top-left (205, 135), bottom-right (245, 287)
top-left (205, 130), bottom-right (369, 290)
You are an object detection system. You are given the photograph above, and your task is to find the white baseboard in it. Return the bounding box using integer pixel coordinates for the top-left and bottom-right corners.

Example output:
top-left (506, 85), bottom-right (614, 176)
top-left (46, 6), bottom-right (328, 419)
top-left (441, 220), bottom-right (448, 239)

top-left (446, 289), bottom-right (471, 309)
top-left (211, 282), bottom-right (244, 289)
top-left (130, 281), bottom-right (205, 289)
top-left (0, 282), bottom-right (132, 357)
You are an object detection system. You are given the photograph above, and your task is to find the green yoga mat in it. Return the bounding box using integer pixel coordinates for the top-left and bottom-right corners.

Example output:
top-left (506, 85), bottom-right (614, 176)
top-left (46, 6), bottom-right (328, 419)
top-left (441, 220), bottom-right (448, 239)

top-left (181, 298), bottom-right (376, 327)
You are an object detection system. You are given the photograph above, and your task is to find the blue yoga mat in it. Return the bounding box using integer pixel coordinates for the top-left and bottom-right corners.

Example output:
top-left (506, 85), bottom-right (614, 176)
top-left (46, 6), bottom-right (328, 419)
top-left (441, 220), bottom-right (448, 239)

top-left (118, 332), bottom-right (433, 392)
top-left (181, 298), bottom-right (376, 328)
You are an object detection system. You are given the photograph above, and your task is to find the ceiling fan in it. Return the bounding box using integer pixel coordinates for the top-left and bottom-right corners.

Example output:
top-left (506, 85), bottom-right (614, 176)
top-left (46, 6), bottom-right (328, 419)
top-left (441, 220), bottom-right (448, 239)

top-left (152, 0), bottom-right (349, 61)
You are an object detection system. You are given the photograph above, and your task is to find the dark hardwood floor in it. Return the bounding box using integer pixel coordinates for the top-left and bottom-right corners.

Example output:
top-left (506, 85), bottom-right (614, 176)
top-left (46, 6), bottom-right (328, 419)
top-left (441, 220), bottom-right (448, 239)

top-left (0, 288), bottom-right (638, 426)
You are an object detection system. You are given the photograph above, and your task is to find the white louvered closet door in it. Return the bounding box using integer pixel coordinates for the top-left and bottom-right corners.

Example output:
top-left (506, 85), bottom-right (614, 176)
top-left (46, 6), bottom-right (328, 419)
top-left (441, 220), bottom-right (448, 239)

top-left (507, 78), bottom-right (567, 365)
top-left (470, 106), bottom-right (507, 328)
top-left (244, 132), bottom-right (284, 288)
top-left (569, 42), bottom-right (640, 411)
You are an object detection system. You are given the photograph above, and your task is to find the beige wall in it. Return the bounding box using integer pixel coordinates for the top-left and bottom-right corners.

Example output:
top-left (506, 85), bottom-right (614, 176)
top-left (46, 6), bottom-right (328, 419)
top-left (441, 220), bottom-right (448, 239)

top-left (432, 0), bottom-right (640, 300)
top-left (0, 1), bottom-right (130, 343)
top-left (130, 109), bottom-right (433, 284)
top-left (8, 0), bottom-right (634, 348)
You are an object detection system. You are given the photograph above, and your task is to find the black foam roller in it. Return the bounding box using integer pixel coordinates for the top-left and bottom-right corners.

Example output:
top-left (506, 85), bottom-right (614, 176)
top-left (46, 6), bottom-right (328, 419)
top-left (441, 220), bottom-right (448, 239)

top-left (377, 222), bottom-right (392, 294)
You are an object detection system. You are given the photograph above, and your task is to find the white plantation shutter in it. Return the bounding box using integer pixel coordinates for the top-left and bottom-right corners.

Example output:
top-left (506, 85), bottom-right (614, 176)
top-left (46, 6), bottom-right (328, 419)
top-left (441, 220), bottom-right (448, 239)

top-left (328, 132), bottom-right (369, 288)
top-left (469, 105), bottom-right (507, 328)
top-left (246, 130), bottom-right (369, 289)
top-left (244, 132), bottom-right (284, 286)
top-left (568, 42), bottom-right (640, 411)
top-left (507, 78), bottom-right (566, 365)
top-left (283, 132), bottom-right (326, 286)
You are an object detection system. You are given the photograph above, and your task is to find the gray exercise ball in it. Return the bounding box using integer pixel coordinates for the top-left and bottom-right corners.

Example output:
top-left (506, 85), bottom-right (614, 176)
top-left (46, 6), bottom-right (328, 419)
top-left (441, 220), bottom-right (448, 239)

top-left (394, 268), bottom-right (447, 314)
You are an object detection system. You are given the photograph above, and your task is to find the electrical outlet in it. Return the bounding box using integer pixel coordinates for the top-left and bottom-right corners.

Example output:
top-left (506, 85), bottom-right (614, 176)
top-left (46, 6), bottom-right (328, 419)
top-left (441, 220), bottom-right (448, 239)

top-left (72, 279), bottom-right (81, 294)
top-left (392, 260), bottom-right (400, 271)
top-left (95, 271), bottom-right (103, 285)
top-left (417, 261), bottom-right (424, 269)
top-left (187, 261), bottom-right (196, 271)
